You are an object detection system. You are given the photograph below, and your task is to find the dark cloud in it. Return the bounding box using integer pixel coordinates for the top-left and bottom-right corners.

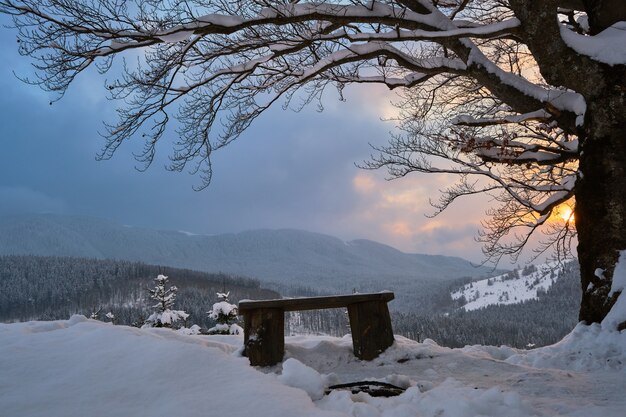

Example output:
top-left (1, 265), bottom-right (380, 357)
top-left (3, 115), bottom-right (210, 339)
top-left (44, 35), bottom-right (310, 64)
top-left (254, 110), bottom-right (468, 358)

top-left (0, 186), bottom-right (67, 216)
top-left (1, 25), bottom-right (384, 231)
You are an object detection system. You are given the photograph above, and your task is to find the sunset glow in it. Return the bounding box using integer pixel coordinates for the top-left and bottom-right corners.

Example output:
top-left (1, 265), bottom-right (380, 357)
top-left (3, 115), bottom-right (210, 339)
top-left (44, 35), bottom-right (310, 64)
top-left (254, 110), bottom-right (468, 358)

top-left (557, 205), bottom-right (575, 223)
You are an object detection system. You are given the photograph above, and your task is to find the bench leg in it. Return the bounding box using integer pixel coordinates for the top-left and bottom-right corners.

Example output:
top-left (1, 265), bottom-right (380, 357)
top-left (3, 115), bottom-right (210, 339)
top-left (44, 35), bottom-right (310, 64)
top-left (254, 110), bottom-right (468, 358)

top-left (242, 308), bottom-right (284, 366)
top-left (347, 301), bottom-right (394, 360)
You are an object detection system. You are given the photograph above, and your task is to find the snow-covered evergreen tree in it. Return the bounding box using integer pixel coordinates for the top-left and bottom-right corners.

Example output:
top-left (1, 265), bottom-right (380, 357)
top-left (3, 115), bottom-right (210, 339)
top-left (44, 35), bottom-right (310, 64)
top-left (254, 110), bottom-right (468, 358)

top-left (89, 307), bottom-right (101, 320)
top-left (105, 312), bottom-right (115, 324)
top-left (207, 292), bottom-right (242, 335)
top-left (144, 274), bottom-right (189, 329)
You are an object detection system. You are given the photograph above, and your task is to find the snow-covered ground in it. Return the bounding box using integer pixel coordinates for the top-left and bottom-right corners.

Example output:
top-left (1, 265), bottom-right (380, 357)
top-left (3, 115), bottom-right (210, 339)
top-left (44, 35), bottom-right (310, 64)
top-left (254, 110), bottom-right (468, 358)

top-left (1, 315), bottom-right (625, 417)
top-left (451, 263), bottom-right (565, 311)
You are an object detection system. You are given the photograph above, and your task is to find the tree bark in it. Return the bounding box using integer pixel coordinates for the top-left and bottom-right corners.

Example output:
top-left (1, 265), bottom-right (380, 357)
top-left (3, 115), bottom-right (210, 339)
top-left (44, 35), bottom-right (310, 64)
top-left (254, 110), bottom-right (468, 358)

top-left (575, 66), bottom-right (626, 326)
top-left (582, 0), bottom-right (626, 34)
top-left (511, 0), bottom-right (626, 326)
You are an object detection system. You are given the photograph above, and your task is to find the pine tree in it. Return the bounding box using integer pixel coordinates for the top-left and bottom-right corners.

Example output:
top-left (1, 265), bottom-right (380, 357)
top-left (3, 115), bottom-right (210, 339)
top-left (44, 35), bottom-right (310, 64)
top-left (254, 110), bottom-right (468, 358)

top-left (207, 292), bottom-right (242, 335)
top-left (144, 274), bottom-right (189, 329)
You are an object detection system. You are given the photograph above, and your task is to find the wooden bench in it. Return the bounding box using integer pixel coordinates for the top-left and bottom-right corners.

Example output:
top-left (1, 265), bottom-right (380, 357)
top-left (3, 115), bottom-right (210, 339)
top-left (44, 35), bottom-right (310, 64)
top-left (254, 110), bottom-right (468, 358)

top-left (238, 292), bottom-right (395, 366)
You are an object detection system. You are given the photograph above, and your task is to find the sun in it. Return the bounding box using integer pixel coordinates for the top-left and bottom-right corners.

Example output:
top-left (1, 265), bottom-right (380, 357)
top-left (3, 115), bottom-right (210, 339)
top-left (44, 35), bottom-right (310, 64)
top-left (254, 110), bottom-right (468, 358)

top-left (558, 206), bottom-right (575, 223)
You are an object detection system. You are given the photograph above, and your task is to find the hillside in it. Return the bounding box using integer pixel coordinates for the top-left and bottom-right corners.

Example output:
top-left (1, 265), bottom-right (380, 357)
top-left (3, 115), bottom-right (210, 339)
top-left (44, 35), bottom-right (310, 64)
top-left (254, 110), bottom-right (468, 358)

top-left (451, 262), bottom-right (569, 311)
top-left (0, 214), bottom-right (497, 310)
top-left (0, 255), bottom-right (278, 327)
top-left (393, 261), bottom-right (582, 348)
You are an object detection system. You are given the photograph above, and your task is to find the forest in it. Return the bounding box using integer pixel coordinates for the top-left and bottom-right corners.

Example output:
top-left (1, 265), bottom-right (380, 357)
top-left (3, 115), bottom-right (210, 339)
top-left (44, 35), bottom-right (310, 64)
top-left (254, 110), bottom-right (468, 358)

top-left (1, 255), bottom-right (580, 347)
top-left (0, 255), bottom-right (278, 329)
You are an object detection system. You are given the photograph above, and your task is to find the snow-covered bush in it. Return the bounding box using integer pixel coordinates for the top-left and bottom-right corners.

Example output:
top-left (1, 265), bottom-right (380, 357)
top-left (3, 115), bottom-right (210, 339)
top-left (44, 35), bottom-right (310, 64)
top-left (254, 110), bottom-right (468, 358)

top-left (105, 312), bottom-right (116, 324)
top-left (177, 324), bottom-right (202, 335)
top-left (143, 274), bottom-right (189, 329)
top-left (207, 292), bottom-right (242, 335)
top-left (89, 307), bottom-right (101, 320)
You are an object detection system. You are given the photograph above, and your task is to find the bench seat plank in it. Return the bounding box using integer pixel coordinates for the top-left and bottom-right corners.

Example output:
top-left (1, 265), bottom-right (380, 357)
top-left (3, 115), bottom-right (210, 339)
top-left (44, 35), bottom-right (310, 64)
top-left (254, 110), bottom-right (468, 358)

top-left (239, 292), bottom-right (394, 312)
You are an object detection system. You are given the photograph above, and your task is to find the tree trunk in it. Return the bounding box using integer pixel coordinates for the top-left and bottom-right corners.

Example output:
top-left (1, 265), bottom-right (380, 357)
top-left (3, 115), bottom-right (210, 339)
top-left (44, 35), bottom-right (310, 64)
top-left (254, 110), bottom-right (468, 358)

top-left (582, 0), bottom-right (626, 35)
top-left (575, 70), bottom-right (626, 327)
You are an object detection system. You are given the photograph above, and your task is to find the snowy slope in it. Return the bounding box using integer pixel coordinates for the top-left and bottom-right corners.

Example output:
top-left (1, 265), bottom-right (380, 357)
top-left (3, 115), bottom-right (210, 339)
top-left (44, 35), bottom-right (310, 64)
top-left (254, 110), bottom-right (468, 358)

top-left (1, 315), bottom-right (625, 417)
top-left (451, 263), bottom-right (567, 311)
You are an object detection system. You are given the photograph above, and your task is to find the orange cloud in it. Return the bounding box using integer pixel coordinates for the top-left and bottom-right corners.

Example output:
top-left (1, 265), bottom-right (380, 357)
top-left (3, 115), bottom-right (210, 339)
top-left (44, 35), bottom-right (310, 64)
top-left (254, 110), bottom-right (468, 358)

top-left (352, 173), bottom-right (377, 194)
top-left (385, 221), bottom-right (413, 237)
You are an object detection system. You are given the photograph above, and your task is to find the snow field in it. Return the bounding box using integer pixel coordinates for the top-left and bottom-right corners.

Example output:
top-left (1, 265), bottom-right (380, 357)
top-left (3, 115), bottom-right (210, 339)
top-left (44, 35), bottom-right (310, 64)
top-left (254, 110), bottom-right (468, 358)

top-left (1, 315), bottom-right (624, 417)
top-left (0, 316), bottom-right (337, 417)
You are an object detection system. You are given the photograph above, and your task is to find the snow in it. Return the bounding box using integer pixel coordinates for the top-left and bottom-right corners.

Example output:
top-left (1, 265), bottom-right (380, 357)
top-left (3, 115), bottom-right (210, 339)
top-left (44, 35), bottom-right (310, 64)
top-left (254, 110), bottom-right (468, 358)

top-left (196, 13), bottom-right (245, 27)
top-left (209, 300), bottom-right (237, 318)
top-left (156, 30), bottom-right (195, 43)
top-left (451, 263), bottom-right (564, 311)
top-left (503, 322), bottom-right (626, 372)
top-left (177, 324), bottom-right (202, 335)
top-left (145, 309), bottom-right (189, 326)
top-left (464, 41), bottom-right (587, 125)
top-left (208, 322), bottom-right (243, 335)
top-left (560, 22), bottom-right (626, 66)
top-left (1, 315), bottom-right (624, 417)
top-left (0, 316), bottom-right (335, 417)
top-left (608, 251), bottom-right (626, 296)
top-left (601, 250), bottom-right (626, 331)
top-left (451, 110), bottom-right (551, 126)
top-left (279, 358), bottom-right (326, 400)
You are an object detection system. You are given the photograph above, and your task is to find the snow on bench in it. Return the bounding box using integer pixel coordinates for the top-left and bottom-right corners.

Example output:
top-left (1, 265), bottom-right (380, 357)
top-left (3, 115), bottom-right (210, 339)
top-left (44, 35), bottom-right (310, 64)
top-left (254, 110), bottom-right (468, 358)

top-left (238, 292), bottom-right (395, 366)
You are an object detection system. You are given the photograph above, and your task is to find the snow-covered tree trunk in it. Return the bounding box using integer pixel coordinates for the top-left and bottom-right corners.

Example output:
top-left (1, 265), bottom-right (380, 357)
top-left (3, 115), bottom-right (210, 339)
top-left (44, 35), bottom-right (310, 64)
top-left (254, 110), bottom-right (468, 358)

top-left (508, 0), bottom-right (626, 328)
top-left (576, 93), bottom-right (626, 326)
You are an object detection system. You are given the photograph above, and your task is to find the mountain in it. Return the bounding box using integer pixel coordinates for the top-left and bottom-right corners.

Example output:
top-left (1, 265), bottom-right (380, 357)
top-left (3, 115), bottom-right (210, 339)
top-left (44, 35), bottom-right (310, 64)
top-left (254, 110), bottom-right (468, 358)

top-left (451, 262), bottom-right (568, 311)
top-left (0, 214), bottom-right (497, 309)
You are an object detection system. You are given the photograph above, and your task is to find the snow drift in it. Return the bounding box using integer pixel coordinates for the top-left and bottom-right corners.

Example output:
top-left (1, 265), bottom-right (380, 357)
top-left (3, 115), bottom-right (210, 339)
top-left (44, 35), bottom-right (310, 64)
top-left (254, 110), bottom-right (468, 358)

top-left (1, 314), bottom-right (624, 417)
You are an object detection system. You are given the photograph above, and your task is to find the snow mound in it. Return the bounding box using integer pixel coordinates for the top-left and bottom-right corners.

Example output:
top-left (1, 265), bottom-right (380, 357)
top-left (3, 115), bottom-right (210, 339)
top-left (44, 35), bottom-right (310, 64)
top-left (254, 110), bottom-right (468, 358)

top-left (505, 322), bottom-right (626, 372)
top-left (0, 316), bottom-right (338, 417)
top-left (318, 379), bottom-right (535, 417)
top-left (279, 358), bottom-right (326, 400)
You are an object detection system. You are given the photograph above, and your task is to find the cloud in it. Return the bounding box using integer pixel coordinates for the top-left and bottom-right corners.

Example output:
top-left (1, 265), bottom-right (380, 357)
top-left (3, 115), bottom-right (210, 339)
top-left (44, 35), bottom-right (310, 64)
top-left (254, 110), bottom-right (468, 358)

top-left (416, 221), bottom-right (481, 248)
top-left (329, 169), bottom-right (489, 261)
top-left (353, 173), bottom-right (377, 194)
top-left (0, 186), bottom-right (67, 215)
top-left (0, 22), bottom-right (503, 264)
top-left (383, 221), bottom-right (413, 237)
top-left (331, 82), bottom-right (400, 121)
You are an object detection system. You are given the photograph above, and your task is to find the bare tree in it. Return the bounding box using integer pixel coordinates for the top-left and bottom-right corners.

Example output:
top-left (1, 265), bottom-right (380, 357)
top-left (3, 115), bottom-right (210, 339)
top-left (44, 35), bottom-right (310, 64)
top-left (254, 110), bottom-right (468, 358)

top-left (1, 0), bottom-right (625, 327)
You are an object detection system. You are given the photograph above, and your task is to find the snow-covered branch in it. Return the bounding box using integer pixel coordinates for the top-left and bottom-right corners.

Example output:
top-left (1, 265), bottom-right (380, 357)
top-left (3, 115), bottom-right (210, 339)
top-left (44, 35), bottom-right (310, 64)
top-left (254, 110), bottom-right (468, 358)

top-left (2, 0), bottom-right (606, 264)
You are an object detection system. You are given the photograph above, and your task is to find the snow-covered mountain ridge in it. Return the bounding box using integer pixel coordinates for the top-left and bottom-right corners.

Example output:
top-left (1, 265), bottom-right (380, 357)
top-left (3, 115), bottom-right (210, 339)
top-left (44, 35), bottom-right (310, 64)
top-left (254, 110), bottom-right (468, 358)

top-left (451, 262), bottom-right (571, 311)
top-left (0, 214), bottom-right (496, 300)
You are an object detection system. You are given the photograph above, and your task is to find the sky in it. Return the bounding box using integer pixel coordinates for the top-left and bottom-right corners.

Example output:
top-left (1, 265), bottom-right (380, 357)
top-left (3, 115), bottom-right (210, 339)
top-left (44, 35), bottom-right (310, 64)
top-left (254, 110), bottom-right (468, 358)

top-left (0, 15), bottom-right (508, 264)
